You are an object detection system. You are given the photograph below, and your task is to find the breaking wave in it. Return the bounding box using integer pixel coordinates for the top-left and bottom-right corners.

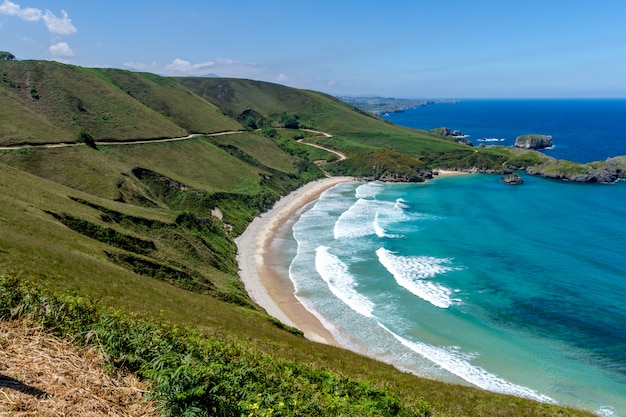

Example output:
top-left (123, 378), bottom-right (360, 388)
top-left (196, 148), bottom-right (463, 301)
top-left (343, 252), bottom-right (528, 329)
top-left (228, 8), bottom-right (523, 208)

top-left (376, 247), bottom-right (460, 308)
top-left (315, 246), bottom-right (375, 318)
top-left (378, 323), bottom-right (556, 404)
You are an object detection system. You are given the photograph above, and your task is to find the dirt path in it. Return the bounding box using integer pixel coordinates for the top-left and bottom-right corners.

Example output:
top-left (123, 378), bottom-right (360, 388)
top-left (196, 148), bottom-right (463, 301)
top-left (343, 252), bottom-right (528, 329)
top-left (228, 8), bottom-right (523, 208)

top-left (298, 140), bottom-right (346, 161)
top-left (0, 128), bottom-right (343, 150)
top-left (0, 130), bottom-right (245, 151)
top-left (295, 129), bottom-right (347, 163)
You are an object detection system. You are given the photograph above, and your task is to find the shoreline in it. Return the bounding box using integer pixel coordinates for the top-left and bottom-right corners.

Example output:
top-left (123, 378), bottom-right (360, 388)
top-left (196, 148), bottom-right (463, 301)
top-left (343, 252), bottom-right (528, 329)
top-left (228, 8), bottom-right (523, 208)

top-left (236, 177), bottom-right (355, 346)
top-left (235, 171), bottom-right (471, 347)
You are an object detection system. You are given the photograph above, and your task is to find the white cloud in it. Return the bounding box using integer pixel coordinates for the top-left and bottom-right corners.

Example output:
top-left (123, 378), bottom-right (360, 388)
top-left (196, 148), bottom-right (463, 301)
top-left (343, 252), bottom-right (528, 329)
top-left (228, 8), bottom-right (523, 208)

top-left (125, 58), bottom-right (309, 88)
top-left (18, 35), bottom-right (36, 43)
top-left (0, 1), bottom-right (76, 34)
top-left (42, 9), bottom-right (76, 35)
top-left (164, 58), bottom-right (216, 75)
top-left (49, 41), bottom-right (74, 58)
top-left (159, 57), bottom-right (263, 78)
top-left (0, 0), bottom-right (41, 21)
top-left (124, 61), bottom-right (159, 72)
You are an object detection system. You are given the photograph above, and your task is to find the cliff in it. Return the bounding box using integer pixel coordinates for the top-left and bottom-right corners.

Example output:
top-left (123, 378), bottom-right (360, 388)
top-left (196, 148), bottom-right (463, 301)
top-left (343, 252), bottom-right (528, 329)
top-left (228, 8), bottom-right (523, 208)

top-left (515, 134), bottom-right (553, 150)
top-left (526, 156), bottom-right (626, 183)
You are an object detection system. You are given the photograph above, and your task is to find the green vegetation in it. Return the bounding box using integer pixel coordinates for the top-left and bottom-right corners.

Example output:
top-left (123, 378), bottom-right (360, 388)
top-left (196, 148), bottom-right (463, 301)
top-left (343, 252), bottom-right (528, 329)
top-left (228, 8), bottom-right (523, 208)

top-left (0, 276), bottom-right (429, 417)
top-left (1, 275), bottom-right (593, 417)
top-left (77, 128), bottom-right (96, 148)
top-left (0, 59), bottom-right (603, 416)
top-left (0, 51), bottom-right (15, 60)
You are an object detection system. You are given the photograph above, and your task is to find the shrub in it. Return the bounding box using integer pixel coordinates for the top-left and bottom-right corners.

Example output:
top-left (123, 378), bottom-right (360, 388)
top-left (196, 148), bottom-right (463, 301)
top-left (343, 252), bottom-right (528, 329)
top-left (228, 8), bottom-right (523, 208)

top-left (77, 128), bottom-right (97, 149)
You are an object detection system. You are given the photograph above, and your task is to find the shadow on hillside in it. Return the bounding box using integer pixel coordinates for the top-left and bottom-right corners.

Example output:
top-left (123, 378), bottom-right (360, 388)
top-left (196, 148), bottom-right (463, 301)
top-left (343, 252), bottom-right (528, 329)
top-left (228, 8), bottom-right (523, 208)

top-left (0, 373), bottom-right (49, 398)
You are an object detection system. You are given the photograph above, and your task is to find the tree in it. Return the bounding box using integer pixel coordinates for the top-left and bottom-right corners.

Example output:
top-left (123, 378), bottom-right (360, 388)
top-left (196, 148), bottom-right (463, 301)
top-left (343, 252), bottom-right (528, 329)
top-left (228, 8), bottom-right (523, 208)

top-left (280, 112), bottom-right (300, 129)
top-left (77, 129), bottom-right (97, 149)
top-left (0, 51), bottom-right (16, 60)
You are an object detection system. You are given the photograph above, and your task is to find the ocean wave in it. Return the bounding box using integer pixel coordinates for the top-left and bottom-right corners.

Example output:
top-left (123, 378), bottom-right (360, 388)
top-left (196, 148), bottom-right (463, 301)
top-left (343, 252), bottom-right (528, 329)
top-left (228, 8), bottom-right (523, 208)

top-left (394, 197), bottom-right (410, 210)
top-left (597, 406), bottom-right (616, 417)
top-left (355, 182), bottom-right (383, 199)
top-left (334, 198), bottom-right (409, 240)
top-left (315, 246), bottom-right (375, 318)
top-left (334, 199), bottom-right (379, 239)
top-left (378, 323), bottom-right (556, 404)
top-left (373, 212), bottom-right (387, 238)
top-left (376, 247), bottom-right (460, 308)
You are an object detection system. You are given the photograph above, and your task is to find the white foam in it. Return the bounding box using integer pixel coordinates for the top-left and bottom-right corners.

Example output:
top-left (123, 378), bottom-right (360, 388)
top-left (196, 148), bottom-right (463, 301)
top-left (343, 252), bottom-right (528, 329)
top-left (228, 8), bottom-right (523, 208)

top-left (373, 212), bottom-right (387, 238)
top-left (394, 198), bottom-right (410, 210)
top-left (597, 406), bottom-right (617, 417)
top-left (355, 182), bottom-right (383, 199)
top-left (376, 247), bottom-right (460, 308)
top-left (315, 246), bottom-right (375, 318)
top-left (378, 323), bottom-right (556, 404)
top-left (334, 196), bottom-right (411, 240)
top-left (596, 406), bottom-right (616, 417)
top-left (333, 199), bottom-right (378, 239)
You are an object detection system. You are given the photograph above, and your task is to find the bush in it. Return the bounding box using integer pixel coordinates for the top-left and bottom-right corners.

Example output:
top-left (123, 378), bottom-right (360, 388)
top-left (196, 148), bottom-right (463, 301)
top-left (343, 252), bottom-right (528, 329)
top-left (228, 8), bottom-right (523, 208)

top-left (77, 128), bottom-right (97, 149)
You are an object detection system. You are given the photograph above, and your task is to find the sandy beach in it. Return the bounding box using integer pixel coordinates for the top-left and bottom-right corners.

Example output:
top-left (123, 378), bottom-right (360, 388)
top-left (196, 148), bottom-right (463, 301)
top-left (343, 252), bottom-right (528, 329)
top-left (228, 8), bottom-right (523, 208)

top-left (235, 171), bottom-right (471, 346)
top-left (235, 177), bottom-right (355, 346)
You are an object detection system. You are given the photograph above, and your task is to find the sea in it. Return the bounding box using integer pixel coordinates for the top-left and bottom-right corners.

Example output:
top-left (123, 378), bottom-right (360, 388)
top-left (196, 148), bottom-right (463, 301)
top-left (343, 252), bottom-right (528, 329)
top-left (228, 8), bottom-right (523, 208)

top-left (273, 99), bottom-right (626, 416)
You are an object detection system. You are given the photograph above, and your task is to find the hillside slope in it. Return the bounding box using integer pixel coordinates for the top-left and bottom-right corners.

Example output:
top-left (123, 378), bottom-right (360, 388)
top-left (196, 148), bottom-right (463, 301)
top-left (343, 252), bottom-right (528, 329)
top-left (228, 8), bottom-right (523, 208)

top-left (175, 77), bottom-right (554, 178)
top-left (0, 61), bottom-right (242, 145)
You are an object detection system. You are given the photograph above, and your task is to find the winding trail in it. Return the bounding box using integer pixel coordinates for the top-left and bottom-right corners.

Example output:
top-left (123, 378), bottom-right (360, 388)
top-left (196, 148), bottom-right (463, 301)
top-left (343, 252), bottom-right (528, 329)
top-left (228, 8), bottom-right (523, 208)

top-left (0, 131), bottom-right (244, 151)
top-left (0, 129), bottom-right (345, 162)
top-left (295, 129), bottom-right (347, 162)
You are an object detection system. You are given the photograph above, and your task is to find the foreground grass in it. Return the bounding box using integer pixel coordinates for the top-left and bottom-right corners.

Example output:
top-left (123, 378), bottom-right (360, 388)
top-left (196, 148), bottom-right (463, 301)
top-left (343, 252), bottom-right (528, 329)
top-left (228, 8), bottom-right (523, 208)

top-left (0, 276), bottom-right (429, 417)
top-left (0, 275), bottom-right (597, 417)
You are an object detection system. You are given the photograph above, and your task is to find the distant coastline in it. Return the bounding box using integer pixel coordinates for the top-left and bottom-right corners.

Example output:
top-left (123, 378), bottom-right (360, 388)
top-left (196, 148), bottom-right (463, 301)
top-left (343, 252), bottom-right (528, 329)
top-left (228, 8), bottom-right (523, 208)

top-left (339, 96), bottom-right (459, 116)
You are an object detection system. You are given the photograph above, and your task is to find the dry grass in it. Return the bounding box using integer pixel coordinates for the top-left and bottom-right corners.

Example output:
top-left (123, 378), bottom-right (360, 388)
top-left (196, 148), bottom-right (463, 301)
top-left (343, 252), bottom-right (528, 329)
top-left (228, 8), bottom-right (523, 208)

top-left (0, 320), bottom-right (156, 417)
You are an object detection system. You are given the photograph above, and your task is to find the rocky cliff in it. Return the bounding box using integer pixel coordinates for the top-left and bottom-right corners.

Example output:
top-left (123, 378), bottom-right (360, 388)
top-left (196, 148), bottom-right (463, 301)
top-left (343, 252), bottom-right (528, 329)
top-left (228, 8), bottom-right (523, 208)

top-left (526, 156), bottom-right (626, 183)
top-left (515, 134), bottom-right (553, 150)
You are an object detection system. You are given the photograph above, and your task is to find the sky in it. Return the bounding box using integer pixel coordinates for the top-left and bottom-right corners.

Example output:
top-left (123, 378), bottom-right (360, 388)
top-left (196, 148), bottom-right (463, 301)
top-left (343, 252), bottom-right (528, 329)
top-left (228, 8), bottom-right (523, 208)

top-left (2, 0), bottom-right (626, 98)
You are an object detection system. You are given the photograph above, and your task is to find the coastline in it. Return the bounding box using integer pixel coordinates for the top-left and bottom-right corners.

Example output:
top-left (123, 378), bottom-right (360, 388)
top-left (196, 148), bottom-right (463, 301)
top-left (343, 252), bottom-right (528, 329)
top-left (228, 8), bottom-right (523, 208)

top-left (235, 171), bottom-right (471, 347)
top-left (235, 177), bottom-right (355, 346)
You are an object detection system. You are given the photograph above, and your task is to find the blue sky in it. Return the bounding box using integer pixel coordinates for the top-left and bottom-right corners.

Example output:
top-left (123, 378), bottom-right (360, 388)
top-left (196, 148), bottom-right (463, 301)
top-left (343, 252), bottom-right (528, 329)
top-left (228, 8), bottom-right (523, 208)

top-left (2, 0), bottom-right (626, 98)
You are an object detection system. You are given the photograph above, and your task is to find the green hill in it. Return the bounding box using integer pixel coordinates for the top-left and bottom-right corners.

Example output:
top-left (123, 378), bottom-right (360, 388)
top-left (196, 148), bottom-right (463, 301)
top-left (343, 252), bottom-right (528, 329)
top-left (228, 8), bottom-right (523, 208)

top-left (0, 59), bottom-right (596, 416)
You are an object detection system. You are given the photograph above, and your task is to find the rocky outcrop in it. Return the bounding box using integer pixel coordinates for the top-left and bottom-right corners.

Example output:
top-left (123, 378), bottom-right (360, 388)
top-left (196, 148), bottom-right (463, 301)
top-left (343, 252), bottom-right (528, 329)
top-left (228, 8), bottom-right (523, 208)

top-left (432, 127), bottom-right (474, 146)
top-left (364, 171), bottom-right (432, 183)
top-left (526, 156), bottom-right (626, 183)
top-left (500, 173), bottom-right (524, 185)
top-left (515, 134), bottom-right (553, 150)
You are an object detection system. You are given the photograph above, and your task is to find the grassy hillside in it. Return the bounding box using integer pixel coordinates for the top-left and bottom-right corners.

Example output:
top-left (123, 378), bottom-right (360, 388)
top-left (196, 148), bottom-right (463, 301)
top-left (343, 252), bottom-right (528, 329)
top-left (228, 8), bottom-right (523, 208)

top-left (0, 60), bottom-right (597, 416)
top-left (175, 77), bottom-right (550, 178)
top-left (94, 68), bottom-right (242, 134)
top-left (0, 86), bottom-right (73, 145)
top-left (0, 61), bottom-right (241, 146)
top-left (0, 60), bottom-right (187, 143)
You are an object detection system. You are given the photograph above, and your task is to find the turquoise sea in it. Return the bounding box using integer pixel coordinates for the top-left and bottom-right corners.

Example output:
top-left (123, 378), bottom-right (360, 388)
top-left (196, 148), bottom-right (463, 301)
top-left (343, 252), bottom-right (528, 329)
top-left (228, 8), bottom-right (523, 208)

top-left (277, 100), bottom-right (626, 416)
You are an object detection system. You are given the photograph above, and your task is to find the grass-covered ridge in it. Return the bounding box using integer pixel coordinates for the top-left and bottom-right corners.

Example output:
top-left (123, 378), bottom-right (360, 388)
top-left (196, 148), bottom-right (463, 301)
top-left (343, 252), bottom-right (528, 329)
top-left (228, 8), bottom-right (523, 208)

top-left (0, 59), bottom-right (603, 416)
